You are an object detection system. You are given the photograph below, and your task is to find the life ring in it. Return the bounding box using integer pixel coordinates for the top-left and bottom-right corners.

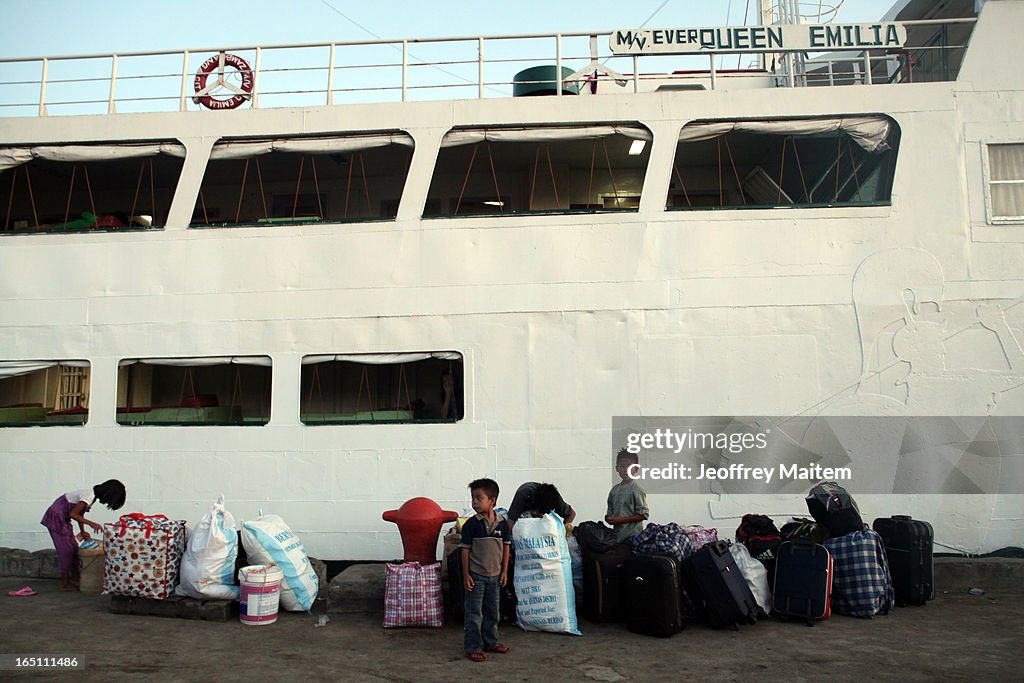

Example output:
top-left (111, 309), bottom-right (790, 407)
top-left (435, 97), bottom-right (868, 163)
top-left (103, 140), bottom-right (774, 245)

top-left (193, 52), bottom-right (254, 110)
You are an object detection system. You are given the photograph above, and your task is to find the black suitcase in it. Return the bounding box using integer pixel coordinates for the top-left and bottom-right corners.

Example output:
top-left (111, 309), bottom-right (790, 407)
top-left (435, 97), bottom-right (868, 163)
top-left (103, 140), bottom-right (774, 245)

top-left (683, 541), bottom-right (758, 629)
top-left (622, 554), bottom-right (685, 637)
top-left (447, 547), bottom-right (517, 622)
top-left (772, 540), bottom-right (833, 626)
top-left (872, 515), bottom-right (934, 606)
top-left (581, 544), bottom-right (631, 622)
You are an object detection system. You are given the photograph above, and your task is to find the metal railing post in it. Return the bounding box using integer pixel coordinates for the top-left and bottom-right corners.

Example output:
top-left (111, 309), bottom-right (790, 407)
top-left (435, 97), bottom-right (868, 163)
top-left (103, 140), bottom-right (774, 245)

top-left (709, 54), bottom-right (717, 90)
top-left (555, 34), bottom-right (562, 96)
top-left (478, 37), bottom-right (485, 99)
top-left (39, 57), bottom-right (48, 116)
top-left (252, 47), bottom-right (261, 109)
top-left (108, 54), bottom-right (118, 114)
top-left (327, 43), bottom-right (336, 105)
top-left (180, 50), bottom-right (190, 111)
top-left (402, 40), bottom-right (408, 102)
top-left (864, 51), bottom-right (872, 85)
top-left (632, 55), bottom-right (639, 93)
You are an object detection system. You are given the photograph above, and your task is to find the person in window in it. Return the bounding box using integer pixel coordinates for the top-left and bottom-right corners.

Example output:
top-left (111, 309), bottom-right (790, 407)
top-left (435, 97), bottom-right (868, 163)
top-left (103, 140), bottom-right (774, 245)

top-left (440, 369), bottom-right (463, 420)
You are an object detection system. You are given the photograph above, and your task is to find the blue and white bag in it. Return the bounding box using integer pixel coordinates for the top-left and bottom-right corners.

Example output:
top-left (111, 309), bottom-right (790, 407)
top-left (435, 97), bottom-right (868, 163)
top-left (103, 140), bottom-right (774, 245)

top-left (176, 494), bottom-right (240, 600)
top-left (241, 512), bottom-right (319, 611)
top-left (512, 513), bottom-right (581, 635)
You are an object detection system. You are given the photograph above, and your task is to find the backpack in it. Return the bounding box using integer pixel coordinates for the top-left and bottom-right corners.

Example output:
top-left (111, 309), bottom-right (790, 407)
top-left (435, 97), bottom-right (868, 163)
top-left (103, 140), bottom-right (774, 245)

top-left (780, 517), bottom-right (830, 544)
top-left (806, 481), bottom-right (864, 537)
top-left (735, 514), bottom-right (782, 578)
top-left (574, 521), bottom-right (619, 554)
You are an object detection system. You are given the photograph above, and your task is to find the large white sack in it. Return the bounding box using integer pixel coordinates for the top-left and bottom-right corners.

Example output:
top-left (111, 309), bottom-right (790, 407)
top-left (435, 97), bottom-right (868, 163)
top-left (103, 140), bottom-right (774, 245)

top-left (729, 541), bottom-right (772, 614)
top-left (512, 513), bottom-right (581, 635)
top-left (176, 495), bottom-right (240, 600)
top-left (241, 513), bottom-right (318, 611)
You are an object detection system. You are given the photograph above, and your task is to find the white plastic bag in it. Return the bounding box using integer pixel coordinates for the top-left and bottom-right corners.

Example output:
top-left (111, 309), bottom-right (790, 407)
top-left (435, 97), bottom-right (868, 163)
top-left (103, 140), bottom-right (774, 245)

top-left (176, 495), bottom-right (240, 600)
top-left (729, 541), bottom-right (771, 614)
top-left (512, 513), bottom-right (581, 635)
top-left (241, 512), bottom-right (318, 611)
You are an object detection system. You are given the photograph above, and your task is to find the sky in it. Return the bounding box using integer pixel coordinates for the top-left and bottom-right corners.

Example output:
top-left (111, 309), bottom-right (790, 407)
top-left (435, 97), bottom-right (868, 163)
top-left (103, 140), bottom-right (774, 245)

top-left (0, 0), bottom-right (902, 59)
top-left (0, 0), bottom-right (904, 115)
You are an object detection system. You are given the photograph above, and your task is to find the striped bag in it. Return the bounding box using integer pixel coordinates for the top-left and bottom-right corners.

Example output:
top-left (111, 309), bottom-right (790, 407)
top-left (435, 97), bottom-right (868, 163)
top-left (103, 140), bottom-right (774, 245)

top-left (383, 561), bottom-right (444, 628)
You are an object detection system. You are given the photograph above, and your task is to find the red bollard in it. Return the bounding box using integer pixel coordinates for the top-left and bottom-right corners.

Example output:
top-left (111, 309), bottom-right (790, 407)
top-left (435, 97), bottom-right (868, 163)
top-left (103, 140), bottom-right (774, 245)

top-left (382, 497), bottom-right (459, 565)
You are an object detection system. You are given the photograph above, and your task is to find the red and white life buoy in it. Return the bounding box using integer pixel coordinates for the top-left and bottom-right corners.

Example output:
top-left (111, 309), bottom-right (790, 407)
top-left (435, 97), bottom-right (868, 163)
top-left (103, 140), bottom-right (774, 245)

top-left (193, 52), bottom-right (254, 110)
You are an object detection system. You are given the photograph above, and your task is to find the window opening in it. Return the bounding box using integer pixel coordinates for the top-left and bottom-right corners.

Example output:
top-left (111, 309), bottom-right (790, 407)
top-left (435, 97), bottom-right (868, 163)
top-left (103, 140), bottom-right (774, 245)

top-left (669, 116), bottom-right (898, 210)
top-left (0, 361), bottom-right (90, 426)
top-left (1, 143), bottom-right (184, 233)
top-left (117, 357), bottom-right (271, 426)
top-left (301, 352), bottom-right (462, 424)
top-left (192, 133), bottom-right (413, 227)
top-left (428, 125), bottom-right (651, 217)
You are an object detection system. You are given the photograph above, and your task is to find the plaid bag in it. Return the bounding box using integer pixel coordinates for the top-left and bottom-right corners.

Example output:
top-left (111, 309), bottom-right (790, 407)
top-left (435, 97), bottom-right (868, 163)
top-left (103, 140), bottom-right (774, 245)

top-left (102, 513), bottom-right (187, 600)
top-left (681, 525), bottom-right (719, 552)
top-left (383, 561), bottom-right (444, 628)
top-left (628, 522), bottom-right (695, 563)
top-left (824, 528), bottom-right (894, 619)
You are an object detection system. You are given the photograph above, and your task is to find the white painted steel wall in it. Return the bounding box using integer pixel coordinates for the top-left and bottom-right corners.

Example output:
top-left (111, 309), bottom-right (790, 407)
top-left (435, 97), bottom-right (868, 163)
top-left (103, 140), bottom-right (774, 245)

top-left (1, 2), bottom-right (1022, 560)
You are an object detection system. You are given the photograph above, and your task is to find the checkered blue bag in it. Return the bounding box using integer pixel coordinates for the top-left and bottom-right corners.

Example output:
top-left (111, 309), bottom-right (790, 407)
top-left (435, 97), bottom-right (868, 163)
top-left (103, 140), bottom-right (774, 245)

top-left (824, 528), bottom-right (894, 618)
top-left (628, 522), bottom-right (695, 563)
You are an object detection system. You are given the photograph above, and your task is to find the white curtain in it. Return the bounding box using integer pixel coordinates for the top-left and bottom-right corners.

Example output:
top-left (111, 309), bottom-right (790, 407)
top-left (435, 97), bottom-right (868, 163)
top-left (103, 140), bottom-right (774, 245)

top-left (989, 144), bottom-right (1024, 219)
top-left (0, 360), bottom-right (89, 379)
top-left (208, 133), bottom-right (414, 161)
top-left (441, 125), bottom-right (652, 148)
top-left (677, 116), bottom-right (893, 153)
top-left (118, 357), bottom-right (272, 367)
top-left (301, 352), bottom-right (461, 365)
top-left (0, 143), bottom-right (186, 173)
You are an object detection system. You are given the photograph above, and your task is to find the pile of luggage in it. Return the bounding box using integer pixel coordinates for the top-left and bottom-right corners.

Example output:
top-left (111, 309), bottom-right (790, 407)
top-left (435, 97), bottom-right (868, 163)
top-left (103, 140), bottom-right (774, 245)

top-left (577, 481), bottom-right (934, 636)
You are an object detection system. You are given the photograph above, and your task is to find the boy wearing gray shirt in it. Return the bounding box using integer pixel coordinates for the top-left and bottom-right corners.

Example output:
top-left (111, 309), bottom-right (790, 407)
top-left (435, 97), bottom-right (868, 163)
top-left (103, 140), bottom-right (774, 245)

top-left (605, 449), bottom-right (649, 543)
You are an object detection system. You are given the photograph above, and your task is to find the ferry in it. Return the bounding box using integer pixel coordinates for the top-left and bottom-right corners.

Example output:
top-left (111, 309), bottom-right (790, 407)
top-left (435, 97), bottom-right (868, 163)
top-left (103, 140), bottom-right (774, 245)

top-left (1, 0), bottom-right (1021, 561)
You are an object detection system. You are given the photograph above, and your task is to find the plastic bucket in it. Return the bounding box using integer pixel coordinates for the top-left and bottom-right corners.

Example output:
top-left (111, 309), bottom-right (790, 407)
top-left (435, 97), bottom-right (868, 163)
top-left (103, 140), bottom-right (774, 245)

top-left (238, 564), bottom-right (284, 626)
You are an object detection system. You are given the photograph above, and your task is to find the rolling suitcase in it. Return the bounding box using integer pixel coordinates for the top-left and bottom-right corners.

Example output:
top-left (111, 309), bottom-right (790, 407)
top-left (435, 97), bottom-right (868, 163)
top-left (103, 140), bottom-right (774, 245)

top-left (872, 515), bottom-right (934, 606)
top-left (772, 540), bottom-right (833, 626)
top-left (683, 541), bottom-right (758, 629)
top-left (581, 544), bottom-right (631, 622)
top-left (622, 554), bottom-right (685, 637)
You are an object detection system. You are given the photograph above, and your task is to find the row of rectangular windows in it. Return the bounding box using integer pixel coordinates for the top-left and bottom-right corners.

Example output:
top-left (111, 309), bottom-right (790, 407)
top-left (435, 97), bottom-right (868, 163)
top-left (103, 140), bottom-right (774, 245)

top-left (0, 355), bottom-right (463, 427)
top-left (1, 116), bottom-right (907, 234)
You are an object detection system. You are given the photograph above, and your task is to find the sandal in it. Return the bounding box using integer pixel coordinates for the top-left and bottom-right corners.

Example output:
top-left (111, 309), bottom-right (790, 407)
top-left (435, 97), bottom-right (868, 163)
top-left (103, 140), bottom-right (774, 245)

top-left (7, 586), bottom-right (36, 597)
top-left (464, 651), bottom-right (486, 663)
top-left (486, 644), bottom-right (511, 654)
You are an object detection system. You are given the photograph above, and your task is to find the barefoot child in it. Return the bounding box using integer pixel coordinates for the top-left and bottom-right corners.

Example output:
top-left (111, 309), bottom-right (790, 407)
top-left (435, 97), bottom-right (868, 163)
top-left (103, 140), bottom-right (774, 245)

top-left (40, 480), bottom-right (125, 591)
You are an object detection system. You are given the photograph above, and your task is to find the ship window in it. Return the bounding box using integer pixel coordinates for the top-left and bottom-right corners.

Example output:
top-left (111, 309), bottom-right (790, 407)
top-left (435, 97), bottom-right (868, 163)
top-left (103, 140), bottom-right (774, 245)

top-left (116, 357), bottom-right (272, 426)
top-left (425, 124), bottom-right (652, 217)
top-left (668, 116), bottom-right (899, 210)
top-left (0, 361), bottom-right (90, 426)
top-left (300, 352), bottom-right (463, 424)
top-left (0, 142), bottom-right (185, 233)
top-left (985, 143), bottom-right (1024, 223)
top-left (192, 132), bottom-right (414, 227)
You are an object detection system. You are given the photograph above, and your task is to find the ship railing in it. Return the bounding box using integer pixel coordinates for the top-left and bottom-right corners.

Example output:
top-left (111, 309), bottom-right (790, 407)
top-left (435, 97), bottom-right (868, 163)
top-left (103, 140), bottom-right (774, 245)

top-left (0, 18), bottom-right (976, 118)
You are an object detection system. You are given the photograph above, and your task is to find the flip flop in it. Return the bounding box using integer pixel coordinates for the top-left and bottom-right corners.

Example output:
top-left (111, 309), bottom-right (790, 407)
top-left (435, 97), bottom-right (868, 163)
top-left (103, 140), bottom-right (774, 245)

top-left (486, 644), bottom-right (511, 654)
top-left (8, 586), bottom-right (36, 597)
top-left (464, 651), bottom-right (486, 662)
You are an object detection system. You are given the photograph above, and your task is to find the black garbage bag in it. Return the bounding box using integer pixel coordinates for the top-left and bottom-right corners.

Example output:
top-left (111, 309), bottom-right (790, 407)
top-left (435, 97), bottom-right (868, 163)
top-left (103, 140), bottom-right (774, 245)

top-left (806, 481), bottom-right (864, 537)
